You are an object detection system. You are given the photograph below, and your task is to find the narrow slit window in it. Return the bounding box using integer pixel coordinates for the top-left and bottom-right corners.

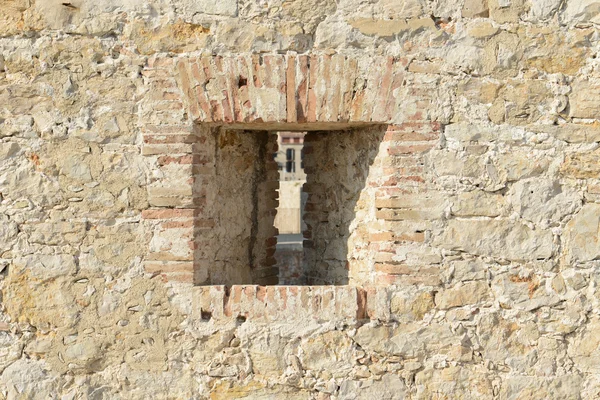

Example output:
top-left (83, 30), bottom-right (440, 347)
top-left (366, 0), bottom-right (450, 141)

top-left (286, 148), bottom-right (295, 173)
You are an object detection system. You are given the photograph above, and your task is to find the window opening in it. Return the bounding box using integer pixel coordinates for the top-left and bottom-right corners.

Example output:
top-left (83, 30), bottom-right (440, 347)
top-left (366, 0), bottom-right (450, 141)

top-left (195, 127), bottom-right (384, 286)
top-left (286, 148), bottom-right (296, 173)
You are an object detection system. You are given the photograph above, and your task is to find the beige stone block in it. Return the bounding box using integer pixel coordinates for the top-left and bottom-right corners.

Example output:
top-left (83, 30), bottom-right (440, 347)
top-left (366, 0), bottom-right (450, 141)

top-left (348, 17), bottom-right (435, 37)
top-left (462, 0), bottom-right (489, 17)
top-left (467, 21), bottom-right (499, 38)
top-left (390, 290), bottom-right (434, 320)
top-left (435, 281), bottom-right (490, 309)
top-left (435, 219), bottom-right (554, 261)
top-left (451, 191), bottom-right (505, 217)
top-left (491, 273), bottom-right (560, 311)
top-left (564, 203), bottom-right (600, 263)
top-left (376, 208), bottom-right (442, 221)
top-left (570, 81), bottom-right (600, 119)
top-left (561, 149), bottom-right (600, 178)
top-left (0, 142), bottom-right (19, 161)
top-left (530, 124), bottom-right (600, 143)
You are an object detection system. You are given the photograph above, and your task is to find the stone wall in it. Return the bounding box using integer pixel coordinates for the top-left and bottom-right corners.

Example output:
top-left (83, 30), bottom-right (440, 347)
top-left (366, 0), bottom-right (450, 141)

top-left (2, 0), bottom-right (600, 398)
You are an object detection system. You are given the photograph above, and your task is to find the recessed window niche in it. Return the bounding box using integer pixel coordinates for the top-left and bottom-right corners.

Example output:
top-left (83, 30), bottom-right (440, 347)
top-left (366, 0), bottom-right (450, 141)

top-left (193, 126), bottom-right (384, 286)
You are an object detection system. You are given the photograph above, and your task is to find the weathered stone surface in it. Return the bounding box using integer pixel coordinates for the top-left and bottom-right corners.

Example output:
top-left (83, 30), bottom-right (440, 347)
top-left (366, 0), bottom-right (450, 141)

top-left (451, 191), bottom-right (505, 217)
top-left (435, 281), bottom-right (490, 309)
top-left (300, 331), bottom-right (355, 374)
top-left (561, 0), bottom-right (600, 25)
top-left (0, 0), bottom-right (598, 396)
top-left (528, 0), bottom-right (561, 21)
top-left (564, 203), bottom-right (600, 264)
top-left (561, 149), bottom-right (600, 179)
top-left (508, 179), bottom-right (581, 228)
top-left (390, 288), bottom-right (435, 321)
top-left (354, 323), bottom-right (464, 359)
top-left (338, 374), bottom-right (407, 400)
top-left (568, 317), bottom-right (600, 373)
top-left (434, 220), bottom-right (554, 261)
top-left (462, 0), bottom-right (490, 17)
top-left (570, 81), bottom-right (600, 119)
top-left (491, 273), bottom-right (560, 311)
top-left (415, 366), bottom-right (493, 399)
top-left (499, 375), bottom-right (583, 399)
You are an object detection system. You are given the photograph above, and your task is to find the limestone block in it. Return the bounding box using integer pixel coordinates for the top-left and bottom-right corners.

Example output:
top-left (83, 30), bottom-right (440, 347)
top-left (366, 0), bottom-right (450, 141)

top-left (63, 338), bottom-right (103, 373)
top-left (561, 0), bottom-right (600, 25)
top-left (338, 374), bottom-right (407, 400)
top-left (448, 259), bottom-right (488, 282)
top-left (0, 142), bottom-right (19, 161)
top-left (528, 0), bottom-right (561, 21)
top-left (536, 303), bottom-right (586, 335)
top-left (434, 219), bottom-right (553, 261)
top-left (488, 0), bottom-right (528, 23)
top-left (390, 288), bottom-right (435, 321)
top-left (450, 191), bottom-right (505, 217)
top-left (12, 254), bottom-right (77, 281)
top-left (0, 215), bottom-right (18, 254)
top-left (435, 281), bottom-right (490, 309)
top-left (57, 155), bottom-right (93, 182)
top-left (508, 179), bottom-right (581, 228)
top-left (462, 0), bottom-right (490, 18)
top-left (569, 80), bottom-right (600, 119)
top-left (429, 150), bottom-right (485, 178)
top-left (491, 273), bottom-right (560, 311)
top-left (415, 366), bottom-right (493, 398)
top-left (127, 20), bottom-right (211, 56)
top-left (0, 332), bottom-right (23, 373)
top-left (499, 375), bottom-right (584, 399)
top-left (532, 123), bottom-right (600, 143)
top-left (23, 221), bottom-right (87, 246)
top-left (568, 317), bottom-right (600, 373)
top-left (476, 313), bottom-right (539, 371)
top-left (0, 359), bottom-right (56, 398)
top-left (175, 0), bottom-right (238, 16)
top-left (300, 331), bottom-right (355, 374)
top-left (354, 323), bottom-right (461, 359)
top-left (564, 203), bottom-right (600, 263)
top-left (347, 17), bottom-right (435, 37)
top-left (561, 149), bottom-right (600, 178)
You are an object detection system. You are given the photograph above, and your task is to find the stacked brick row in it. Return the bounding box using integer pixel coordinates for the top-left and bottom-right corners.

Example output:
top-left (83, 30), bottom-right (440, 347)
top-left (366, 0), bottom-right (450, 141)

top-left (176, 54), bottom-right (402, 125)
top-left (190, 285), bottom-right (409, 322)
top-left (141, 56), bottom-right (204, 283)
top-left (192, 285), bottom-right (366, 322)
top-left (369, 122), bottom-right (443, 286)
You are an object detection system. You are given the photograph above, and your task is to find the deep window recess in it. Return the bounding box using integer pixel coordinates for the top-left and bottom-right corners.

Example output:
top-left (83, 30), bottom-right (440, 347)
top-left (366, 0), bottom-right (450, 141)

top-left (197, 127), bottom-right (384, 286)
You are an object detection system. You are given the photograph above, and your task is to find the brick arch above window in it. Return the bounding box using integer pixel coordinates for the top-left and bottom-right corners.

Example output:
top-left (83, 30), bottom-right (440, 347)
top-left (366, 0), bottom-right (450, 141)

top-left (175, 54), bottom-right (404, 127)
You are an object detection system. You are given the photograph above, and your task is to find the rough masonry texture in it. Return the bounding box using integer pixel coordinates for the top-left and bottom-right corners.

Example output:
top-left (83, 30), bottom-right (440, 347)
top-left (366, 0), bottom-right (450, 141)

top-left (2, 0), bottom-right (600, 398)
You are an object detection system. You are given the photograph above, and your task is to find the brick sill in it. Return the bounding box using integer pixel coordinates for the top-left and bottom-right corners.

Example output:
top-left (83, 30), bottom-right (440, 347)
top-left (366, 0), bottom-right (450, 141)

top-left (192, 285), bottom-right (370, 322)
